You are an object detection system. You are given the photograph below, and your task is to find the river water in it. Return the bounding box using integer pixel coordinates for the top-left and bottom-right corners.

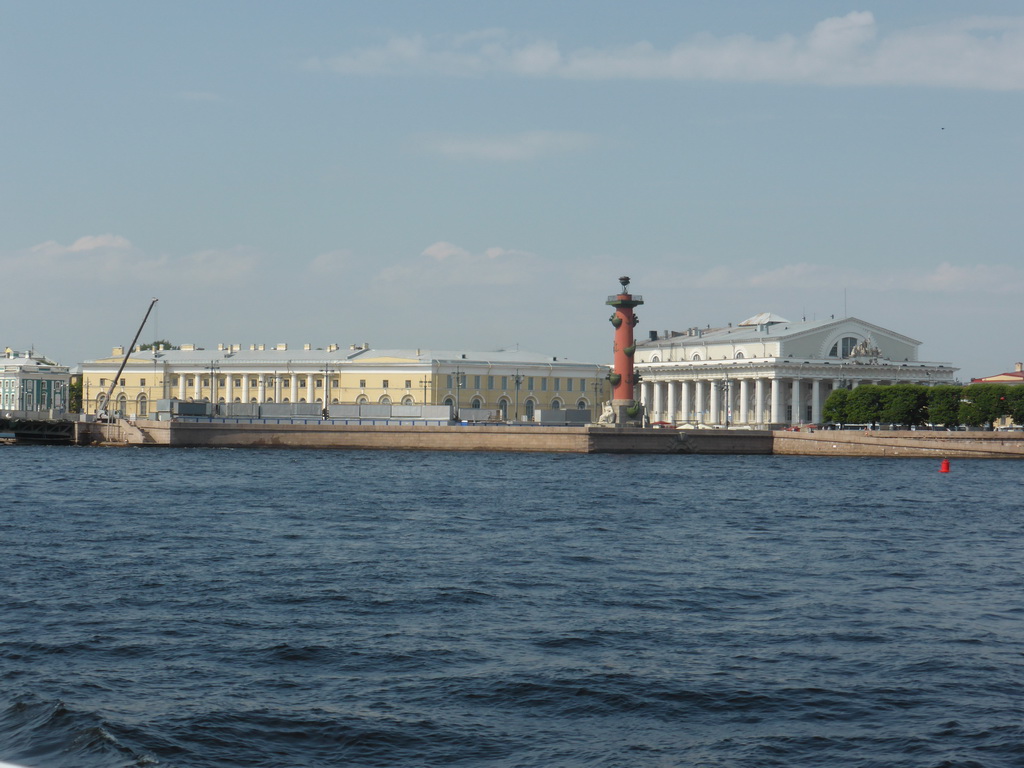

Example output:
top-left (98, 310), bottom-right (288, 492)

top-left (1, 446), bottom-right (1022, 767)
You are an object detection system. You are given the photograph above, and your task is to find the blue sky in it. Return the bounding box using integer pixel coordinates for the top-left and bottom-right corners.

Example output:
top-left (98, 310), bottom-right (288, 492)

top-left (2, 2), bottom-right (1022, 378)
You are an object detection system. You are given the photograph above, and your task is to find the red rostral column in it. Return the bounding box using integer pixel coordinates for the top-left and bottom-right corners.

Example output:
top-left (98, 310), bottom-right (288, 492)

top-left (606, 275), bottom-right (644, 422)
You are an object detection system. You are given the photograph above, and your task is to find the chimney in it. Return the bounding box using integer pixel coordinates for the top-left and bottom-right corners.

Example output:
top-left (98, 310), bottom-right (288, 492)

top-left (649, 330), bottom-right (658, 341)
top-left (1016, 362), bottom-right (1023, 373)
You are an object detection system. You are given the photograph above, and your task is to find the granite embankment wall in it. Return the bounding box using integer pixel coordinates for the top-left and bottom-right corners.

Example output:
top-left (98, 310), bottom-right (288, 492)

top-left (79, 420), bottom-right (1024, 457)
top-left (82, 420), bottom-right (721, 454)
top-left (774, 429), bottom-right (1024, 459)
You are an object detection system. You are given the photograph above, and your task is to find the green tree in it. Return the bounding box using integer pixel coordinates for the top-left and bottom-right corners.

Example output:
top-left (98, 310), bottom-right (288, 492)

top-left (846, 385), bottom-right (883, 425)
top-left (822, 387), bottom-right (850, 424)
top-left (139, 339), bottom-right (178, 351)
top-left (67, 378), bottom-right (83, 413)
top-left (959, 384), bottom-right (1010, 429)
top-left (1005, 386), bottom-right (1024, 427)
top-left (926, 385), bottom-right (963, 428)
top-left (879, 384), bottom-right (928, 428)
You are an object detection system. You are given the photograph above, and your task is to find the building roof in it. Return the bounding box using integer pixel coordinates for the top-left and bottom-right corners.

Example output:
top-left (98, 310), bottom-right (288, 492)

top-left (640, 315), bottom-right (921, 348)
top-left (82, 345), bottom-right (607, 369)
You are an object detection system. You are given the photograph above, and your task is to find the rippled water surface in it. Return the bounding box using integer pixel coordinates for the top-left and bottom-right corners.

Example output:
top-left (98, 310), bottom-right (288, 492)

top-left (2, 446), bottom-right (1023, 767)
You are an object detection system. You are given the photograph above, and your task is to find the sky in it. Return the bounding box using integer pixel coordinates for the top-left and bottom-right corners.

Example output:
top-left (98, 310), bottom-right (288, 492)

top-left (2, 1), bottom-right (1022, 379)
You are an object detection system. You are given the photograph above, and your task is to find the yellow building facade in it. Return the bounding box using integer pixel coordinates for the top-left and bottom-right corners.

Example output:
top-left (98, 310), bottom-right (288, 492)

top-left (80, 343), bottom-right (610, 421)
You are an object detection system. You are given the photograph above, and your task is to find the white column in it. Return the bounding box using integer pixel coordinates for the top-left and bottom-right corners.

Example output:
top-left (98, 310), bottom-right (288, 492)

top-left (225, 372), bottom-right (233, 403)
top-left (770, 378), bottom-right (781, 425)
top-left (739, 379), bottom-right (750, 424)
top-left (680, 381), bottom-right (691, 424)
top-left (242, 373), bottom-right (250, 403)
top-left (178, 374), bottom-right (187, 400)
top-left (811, 379), bottom-right (822, 424)
top-left (791, 379), bottom-right (802, 425)
top-left (274, 375), bottom-right (282, 403)
top-left (257, 376), bottom-right (266, 403)
top-left (755, 378), bottom-right (765, 425)
top-left (653, 382), bottom-right (663, 421)
top-left (695, 380), bottom-right (706, 424)
top-left (290, 375), bottom-right (299, 403)
top-left (306, 374), bottom-right (314, 403)
top-left (667, 380), bottom-right (679, 424)
top-left (709, 382), bottom-right (720, 425)
top-left (193, 373), bottom-right (201, 401)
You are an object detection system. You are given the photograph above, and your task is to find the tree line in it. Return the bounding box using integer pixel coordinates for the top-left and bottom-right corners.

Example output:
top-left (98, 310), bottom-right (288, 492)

top-left (822, 383), bottom-right (1024, 430)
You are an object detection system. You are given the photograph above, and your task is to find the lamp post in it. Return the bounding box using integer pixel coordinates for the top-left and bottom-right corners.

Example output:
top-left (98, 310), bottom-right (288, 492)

top-left (513, 370), bottom-right (523, 421)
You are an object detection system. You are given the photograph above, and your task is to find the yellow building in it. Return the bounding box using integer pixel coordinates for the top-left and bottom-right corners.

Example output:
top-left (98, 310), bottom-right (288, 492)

top-left (80, 342), bottom-right (610, 421)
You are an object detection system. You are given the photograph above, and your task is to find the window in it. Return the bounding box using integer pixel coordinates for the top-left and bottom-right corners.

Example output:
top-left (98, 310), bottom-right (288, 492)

top-left (331, 378), bottom-right (339, 388)
top-left (187, 377), bottom-right (195, 386)
top-left (447, 375), bottom-right (453, 389)
top-left (315, 378), bottom-right (323, 387)
top-left (528, 377), bottom-right (534, 390)
top-left (233, 377), bottom-right (242, 387)
top-left (99, 378), bottom-right (107, 387)
top-left (405, 380), bottom-right (412, 389)
top-left (553, 378), bottom-right (560, 391)
top-left (577, 399), bottom-right (587, 410)
top-left (525, 399), bottom-right (536, 420)
top-left (541, 379), bottom-right (548, 391)
top-left (202, 377), bottom-right (209, 387)
top-left (359, 379), bottom-right (366, 388)
top-left (402, 395), bottom-right (415, 405)
top-left (735, 351), bottom-right (745, 359)
top-left (473, 375), bottom-right (481, 389)
top-left (140, 378), bottom-right (146, 387)
top-left (501, 376), bottom-right (508, 390)
top-left (692, 354), bottom-right (701, 361)
top-left (382, 379), bottom-right (389, 389)
top-left (282, 377), bottom-right (290, 387)
top-left (551, 399), bottom-right (561, 409)
top-left (120, 378), bottom-right (126, 386)
top-left (298, 378), bottom-right (306, 387)
top-left (567, 378), bottom-right (573, 392)
top-left (249, 377), bottom-right (258, 387)
top-left (487, 376), bottom-right (494, 390)
top-left (580, 378), bottom-right (586, 391)
top-left (471, 398), bottom-right (482, 409)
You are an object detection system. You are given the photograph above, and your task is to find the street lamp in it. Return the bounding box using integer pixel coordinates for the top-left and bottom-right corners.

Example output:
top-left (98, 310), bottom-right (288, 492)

top-left (513, 370), bottom-right (523, 421)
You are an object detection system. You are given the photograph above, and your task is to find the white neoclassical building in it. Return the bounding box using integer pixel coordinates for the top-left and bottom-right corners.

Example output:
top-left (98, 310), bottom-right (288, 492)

top-left (635, 313), bottom-right (958, 427)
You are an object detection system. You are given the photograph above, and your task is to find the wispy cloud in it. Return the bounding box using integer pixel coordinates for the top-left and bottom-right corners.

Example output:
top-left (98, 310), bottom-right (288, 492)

top-left (694, 261), bottom-right (1024, 293)
top-left (307, 13), bottom-right (1024, 90)
top-left (377, 241), bottom-right (540, 287)
top-left (177, 91), bottom-right (222, 102)
top-left (422, 130), bottom-right (597, 161)
top-left (12, 235), bottom-right (260, 286)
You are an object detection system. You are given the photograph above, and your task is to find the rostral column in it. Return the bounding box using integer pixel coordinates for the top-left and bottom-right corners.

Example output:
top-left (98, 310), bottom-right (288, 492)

top-left (605, 275), bottom-right (645, 425)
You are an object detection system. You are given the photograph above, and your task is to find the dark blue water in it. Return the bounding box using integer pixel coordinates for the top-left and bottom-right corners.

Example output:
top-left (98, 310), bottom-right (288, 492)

top-left (1, 446), bottom-right (1022, 768)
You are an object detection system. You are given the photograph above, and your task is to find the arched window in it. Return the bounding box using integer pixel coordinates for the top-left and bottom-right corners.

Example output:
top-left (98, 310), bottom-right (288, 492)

top-left (524, 399), bottom-right (536, 420)
top-left (550, 399), bottom-right (562, 410)
top-left (576, 399), bottom-right (588, 410)
top-left (331, 398), bottom-right (339, 404)
top-left (692, 353), bottom-right (702, 361)
top-left (651, 355), bottom-right (660, 362)
top-left (498, 398), bottom-right (509, 420)
top-left (380, 395), bottom-right (392, 405)
top-left (830, 336), bottom-right (860, 358)
top-left (250, 397), bottom-right (258, 404)
top-left (356, 395), bottom-right (368, 404)
top-left (234, 397), bottom-right (241, 403)
top-left (735, 351), bottom-right (745, 359)
top-left (471, 397), bottom-right (482, 409)
top-left (402, 395), bottom-right (415, 406)
top-left (137, 394), bottom-right (148, 417)
top-left (116, 394), bottom-right (127, 416)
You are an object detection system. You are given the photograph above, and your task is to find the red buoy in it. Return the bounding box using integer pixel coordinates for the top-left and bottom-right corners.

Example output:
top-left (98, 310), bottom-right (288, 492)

top-left (940, 458), bottom-right (950, 473)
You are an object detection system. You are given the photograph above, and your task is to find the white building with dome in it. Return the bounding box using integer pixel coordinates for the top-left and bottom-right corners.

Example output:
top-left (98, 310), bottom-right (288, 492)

top-left (635, 314), bottom-right (957, 427)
